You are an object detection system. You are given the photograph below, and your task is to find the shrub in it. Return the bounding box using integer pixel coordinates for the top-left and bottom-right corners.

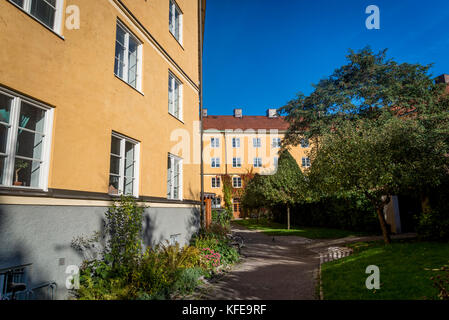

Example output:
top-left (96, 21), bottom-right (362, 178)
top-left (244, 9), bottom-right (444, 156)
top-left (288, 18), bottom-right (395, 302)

top-left (172, 268), bottom-right (204, 295)
top-left (416, 210), bottom-right (449, 241)
top-left (104, 196), bottom-right (144, 274)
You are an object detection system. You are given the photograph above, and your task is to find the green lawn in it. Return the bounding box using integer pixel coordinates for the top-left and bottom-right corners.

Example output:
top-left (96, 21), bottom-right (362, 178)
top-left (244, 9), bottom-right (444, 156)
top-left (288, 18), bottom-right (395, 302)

top-left (321, 240), bottom-right (449, 300)
top-left (233, 219), bottom-right (370, 239)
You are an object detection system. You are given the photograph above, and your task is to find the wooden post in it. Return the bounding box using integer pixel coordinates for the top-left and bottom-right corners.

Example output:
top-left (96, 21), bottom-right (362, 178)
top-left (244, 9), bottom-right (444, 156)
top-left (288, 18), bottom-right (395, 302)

top-left (205, 198), bottom-right (212, 229)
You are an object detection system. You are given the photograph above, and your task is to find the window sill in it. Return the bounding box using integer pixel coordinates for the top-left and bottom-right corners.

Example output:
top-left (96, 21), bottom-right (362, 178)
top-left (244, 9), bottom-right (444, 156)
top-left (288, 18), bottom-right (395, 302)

top-left (114, 75), bottom-right (145, 96)
top-left (7, 0), bottom-right (65, 41)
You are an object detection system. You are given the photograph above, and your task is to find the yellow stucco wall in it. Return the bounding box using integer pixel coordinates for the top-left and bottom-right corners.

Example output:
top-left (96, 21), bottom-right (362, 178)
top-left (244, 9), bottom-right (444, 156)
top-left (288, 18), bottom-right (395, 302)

top-left (0, 0), bottom-right (201, 200)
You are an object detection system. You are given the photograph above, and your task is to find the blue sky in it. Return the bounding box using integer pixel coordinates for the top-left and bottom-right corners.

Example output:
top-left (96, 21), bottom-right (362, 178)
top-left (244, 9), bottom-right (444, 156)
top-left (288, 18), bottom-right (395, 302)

top-left (203, 0), bottom-right (449, 116)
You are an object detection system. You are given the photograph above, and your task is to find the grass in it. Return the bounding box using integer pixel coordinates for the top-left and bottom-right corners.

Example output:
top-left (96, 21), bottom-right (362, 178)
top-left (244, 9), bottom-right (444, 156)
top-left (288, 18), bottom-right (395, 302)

top-left (233, 218), bottom-right (370, 239)
top-left (321, 240), bottom-right (449, 300)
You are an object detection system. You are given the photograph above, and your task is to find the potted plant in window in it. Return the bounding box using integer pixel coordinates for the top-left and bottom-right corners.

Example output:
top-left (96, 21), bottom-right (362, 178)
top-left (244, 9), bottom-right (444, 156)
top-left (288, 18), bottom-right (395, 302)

top-left (14, 160), bottom-right (29, 186)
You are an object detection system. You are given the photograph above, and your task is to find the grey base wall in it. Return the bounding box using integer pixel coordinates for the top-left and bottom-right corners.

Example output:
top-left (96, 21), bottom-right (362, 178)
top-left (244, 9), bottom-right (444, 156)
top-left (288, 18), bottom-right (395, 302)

top-left (0, 204), bottom-right (200, 300)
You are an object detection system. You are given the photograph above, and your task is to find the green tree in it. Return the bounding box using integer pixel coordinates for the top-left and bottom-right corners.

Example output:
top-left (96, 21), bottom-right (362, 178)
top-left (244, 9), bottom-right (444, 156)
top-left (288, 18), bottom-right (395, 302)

top-left (242, 150), bottom-right (306, 229)
top-left (280, 47), bottom-right (449, 243)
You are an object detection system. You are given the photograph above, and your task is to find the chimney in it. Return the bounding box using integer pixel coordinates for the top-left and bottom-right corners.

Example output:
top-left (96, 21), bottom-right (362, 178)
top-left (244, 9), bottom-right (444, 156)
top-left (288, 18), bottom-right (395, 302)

top-left (234, 108), bottom-right (243, 118)
top-left (202, 108), bottom-right (208, 117)
top-left (436, 74), bottom-right (449, 84)
top-left (267, 108), bottom-right (278, 118)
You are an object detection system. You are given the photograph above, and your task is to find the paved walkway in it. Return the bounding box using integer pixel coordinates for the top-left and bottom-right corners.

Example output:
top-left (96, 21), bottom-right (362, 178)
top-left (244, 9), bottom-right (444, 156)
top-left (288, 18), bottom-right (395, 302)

top-left (199, 224), bottom-right (320, 300)
top-left (197, 225), bottom-right (417, 300)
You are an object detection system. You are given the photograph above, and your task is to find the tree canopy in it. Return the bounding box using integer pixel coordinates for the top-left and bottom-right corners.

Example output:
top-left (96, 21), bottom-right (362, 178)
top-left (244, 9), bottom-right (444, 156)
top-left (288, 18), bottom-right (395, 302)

top-left (279, 47), bottom-right (449, 243)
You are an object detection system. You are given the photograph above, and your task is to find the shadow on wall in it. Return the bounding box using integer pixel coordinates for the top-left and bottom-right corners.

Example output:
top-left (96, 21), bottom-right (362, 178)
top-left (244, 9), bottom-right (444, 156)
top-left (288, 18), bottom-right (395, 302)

top-left (0, 206), bottom-right (53, 300)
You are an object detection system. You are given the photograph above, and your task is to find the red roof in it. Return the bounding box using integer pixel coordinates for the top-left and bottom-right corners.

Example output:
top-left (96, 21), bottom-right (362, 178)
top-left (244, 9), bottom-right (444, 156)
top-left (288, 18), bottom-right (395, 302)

top-left (203, 115), bottom-right (290, 131)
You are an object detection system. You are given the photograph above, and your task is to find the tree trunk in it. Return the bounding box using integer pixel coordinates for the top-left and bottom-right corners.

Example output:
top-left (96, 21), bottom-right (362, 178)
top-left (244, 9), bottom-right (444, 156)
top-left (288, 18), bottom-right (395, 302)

top-left (287, 206), bottom-right (291, 230)
top-left (421, 194), bottom-right (431, 214)
top-left (376, 206), bottom-right (391, 244)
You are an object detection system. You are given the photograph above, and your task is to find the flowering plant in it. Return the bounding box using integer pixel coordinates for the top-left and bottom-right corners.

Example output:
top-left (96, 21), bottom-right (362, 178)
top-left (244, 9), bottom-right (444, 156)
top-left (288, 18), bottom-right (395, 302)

top-left (200, 248), bottom-right (221, 269)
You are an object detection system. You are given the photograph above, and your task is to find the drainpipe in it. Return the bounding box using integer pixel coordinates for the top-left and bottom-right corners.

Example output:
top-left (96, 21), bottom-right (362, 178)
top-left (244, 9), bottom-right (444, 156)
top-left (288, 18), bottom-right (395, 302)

top-left (198, 0), bottom-right (205, 228)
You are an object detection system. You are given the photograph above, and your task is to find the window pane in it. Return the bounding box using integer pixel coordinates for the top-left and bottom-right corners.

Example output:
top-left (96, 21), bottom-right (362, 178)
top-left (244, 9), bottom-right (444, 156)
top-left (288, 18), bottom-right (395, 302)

top-left (30, 0), bottom-right (56, 29)
top-left (109, 175), bottom-right (119, 195)
top-left (174, 8), bottom-right (180, 40)
top-left (15, 130), bottom-right (44, 160)
top-left (12, 158), bottom-right (41, 188)
top-left (11, 0), bottom-right (24, 7)
top-left (169, 2), bottom-right (174, 34)
top-left (0, 93), bottom-right (12, 124)
top-left (0, 156), bottom-right (5, 185)
top-left (0, 124), bottom-right (8, 154)
top-left (19, 102), bottom-right (46, 133)
top-left (109, 155), bottom-right (120, 175)
top-left (124, 177), bottom-right (133, 195)
top-left (124, 142), bottom-right (134, 177)
top-left (115, 25), bottom-right (126, 79)
top-left (111, 136), bottom-right (121, 156)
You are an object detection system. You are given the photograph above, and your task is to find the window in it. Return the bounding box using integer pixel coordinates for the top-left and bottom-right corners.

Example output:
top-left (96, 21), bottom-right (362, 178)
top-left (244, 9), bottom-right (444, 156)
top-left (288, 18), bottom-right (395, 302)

top-left (210, 137), bottom-right (220, 148)
top-left (232, 138), bottom-right (240, 148)
top-left (253, 157), bottom-right (262, 168)
top-left (167, 154), bottom-right (183, 200)
top-left (9, 0), bottom-right (63, 33)
top-left (109, 133), bottom-right (140, 197)
top-left (169, 0), bottom-right (182, 43)
top-left (302, 157), bottom-right (311, 168)
top-left (300, 138), bottom-right (310, 148)
top-left (233, 198), bottom-right (240, 213)
top-left (274, 157), bottom-right (279, 168)
top-left (232, 157), bottom-right (241, 168)
top-left (114, 21), bottom-right (142, 91)
top-left (0, 88), bottom-right (53, 190)
top-left (253, 137), bottom-right (261, 148)
top-left (211, 157), bottom-right (220, 168)
top-left (272, 138), bottom-right (281, 148)
top-left (168, 72), bottom-right (182, 120)
top-left (211, 177), bottom-right (220, 188)
top-left (212, 197), bottom-right (221, 209)
top-left (232, 177), bottom-right (242, 188)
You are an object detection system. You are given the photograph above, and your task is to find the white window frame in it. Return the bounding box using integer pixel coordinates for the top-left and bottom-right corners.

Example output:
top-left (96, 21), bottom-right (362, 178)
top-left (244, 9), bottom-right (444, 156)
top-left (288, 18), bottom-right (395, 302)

top-left (210, 137), bottom-right (220, 148)
top-left (114, 20), bottom-right (143, 91)
top-left (232, 177), bottom-right (242, 188)
top-left (272, 138), bottom-right (281, 148)
top-left (253, 137), bottom-right (262, 148)
top-left (108, 132), bottom-right (140, 198)
top-left (168, 71), bottom-right (183, 121)
top-left (301, 138), bottom-right (310, 148)
top-left (0, 87), bottom-right (54, 191)
top-left (232, 137), bottom-right (240, 148)
top-left (211, 177), bottom-right (220, 188)
top-left (9, 0), bottom-right (64, 35)
top-left (253, 157), bottom-right (262, 168)
top-left (167, 153), bottom-right (183, 200)
top-left (169, 0), bottom-right (183, 44)
top-left (211, 157), bottom-right (220, 168)
top-left (232, 157), bottom-right (241, 168)
top-left (302, 157), bottom-right (311, 168)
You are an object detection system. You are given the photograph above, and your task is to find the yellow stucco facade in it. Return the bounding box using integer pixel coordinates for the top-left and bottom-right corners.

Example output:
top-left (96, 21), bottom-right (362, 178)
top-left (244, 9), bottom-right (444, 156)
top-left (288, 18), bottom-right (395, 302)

top-left (0, 0), bottom-right (204, 202)
top-left (202, 122), bottom-right (311, 214)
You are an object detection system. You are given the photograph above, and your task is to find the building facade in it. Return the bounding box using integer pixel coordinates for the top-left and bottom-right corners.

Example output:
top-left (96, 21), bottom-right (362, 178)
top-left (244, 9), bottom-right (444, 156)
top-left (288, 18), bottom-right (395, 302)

top-left (0, 0), bottom-right (205, 299)
top-left (203, 108), bottom-right (311, 218)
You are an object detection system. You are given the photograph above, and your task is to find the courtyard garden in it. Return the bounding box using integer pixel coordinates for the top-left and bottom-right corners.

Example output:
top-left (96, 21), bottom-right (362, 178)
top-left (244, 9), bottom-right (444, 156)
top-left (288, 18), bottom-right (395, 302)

top-left (70, 197), bottom-right (239, 300)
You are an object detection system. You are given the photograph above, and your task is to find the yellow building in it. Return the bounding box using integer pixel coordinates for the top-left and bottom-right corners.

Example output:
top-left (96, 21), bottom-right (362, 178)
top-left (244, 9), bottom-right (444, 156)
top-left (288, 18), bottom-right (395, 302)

top-left (203, 108), bottom-right (311, 218)
top-left (0, 0), bottom-right (205, 299)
